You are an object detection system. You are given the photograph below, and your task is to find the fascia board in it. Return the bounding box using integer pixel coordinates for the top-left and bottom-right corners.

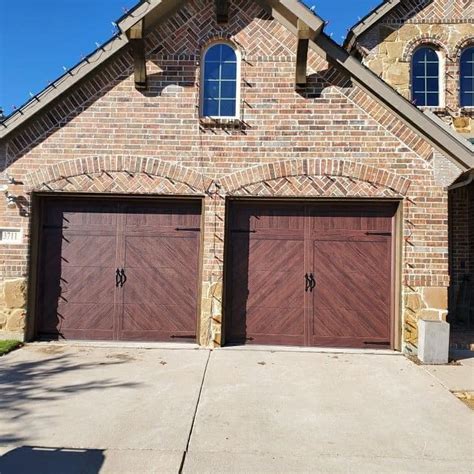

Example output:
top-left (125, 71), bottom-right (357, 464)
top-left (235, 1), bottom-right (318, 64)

top-left (344, 0), bottom-right (401, 50)
top-left (0, 34), bottom-right (129, 140)
top-left (312, 34), bottom-right (474, 170)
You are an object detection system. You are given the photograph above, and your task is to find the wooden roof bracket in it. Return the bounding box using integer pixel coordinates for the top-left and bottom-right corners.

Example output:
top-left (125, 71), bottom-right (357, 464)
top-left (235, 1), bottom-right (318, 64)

top-left (295, 19), bottom-right (321, 88)
top-left (128, 20), bottom-right (147, 90)
top-left (216, 0), bottom-right (229, 24)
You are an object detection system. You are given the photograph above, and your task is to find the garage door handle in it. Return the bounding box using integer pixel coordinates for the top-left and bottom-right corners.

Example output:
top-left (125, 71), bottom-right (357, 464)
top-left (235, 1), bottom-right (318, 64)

top-left (309, 273), bottom-right (316, 292)
top-left (305, 273), bottom-right (311, 292)
top-left (116, 269), bottom-right (121, 288)
top-left (120, 269), bottom-right (127, 287)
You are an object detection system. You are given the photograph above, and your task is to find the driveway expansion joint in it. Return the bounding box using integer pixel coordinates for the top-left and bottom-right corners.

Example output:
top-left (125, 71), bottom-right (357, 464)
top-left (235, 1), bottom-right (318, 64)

top-left (179, 349), bottom-right (211, 473)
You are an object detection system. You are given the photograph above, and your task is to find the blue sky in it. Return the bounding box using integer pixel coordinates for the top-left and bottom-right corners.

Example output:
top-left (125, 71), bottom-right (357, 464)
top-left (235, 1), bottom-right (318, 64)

top-left (0, 0), bottom-right (380, 116)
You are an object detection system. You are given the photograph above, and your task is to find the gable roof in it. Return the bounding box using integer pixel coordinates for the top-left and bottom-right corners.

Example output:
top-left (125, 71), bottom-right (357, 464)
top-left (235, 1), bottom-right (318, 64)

top-left (0, 0), bottom-right (472, 170)
top-left (343, 0), bottom-right (403, 51)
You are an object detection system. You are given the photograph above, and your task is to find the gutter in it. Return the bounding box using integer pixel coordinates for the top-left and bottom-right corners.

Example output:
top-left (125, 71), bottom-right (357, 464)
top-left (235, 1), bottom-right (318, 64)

top-left (448, 170), bottom-right (474, 190)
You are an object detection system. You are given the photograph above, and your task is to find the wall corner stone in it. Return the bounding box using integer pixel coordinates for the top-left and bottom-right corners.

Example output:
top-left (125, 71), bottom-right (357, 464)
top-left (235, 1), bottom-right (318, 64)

top-left (0, 278), bottom-right (28, 341)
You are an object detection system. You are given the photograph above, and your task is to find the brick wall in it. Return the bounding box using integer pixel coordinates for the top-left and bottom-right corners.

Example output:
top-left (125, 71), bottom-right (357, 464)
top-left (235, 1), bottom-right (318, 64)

top-left (0, 0), bottom-right (465, 351)
top-left (449, 180), bottom-right (474, 329)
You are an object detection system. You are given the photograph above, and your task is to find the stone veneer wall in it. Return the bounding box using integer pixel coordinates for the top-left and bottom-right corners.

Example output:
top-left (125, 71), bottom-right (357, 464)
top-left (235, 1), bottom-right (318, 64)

top-left (355, 0), bottom-right (474, 138)
top-left (0, 0), bottom-right (465, 351)
top-left (0, 278), bottom-right (27, 340)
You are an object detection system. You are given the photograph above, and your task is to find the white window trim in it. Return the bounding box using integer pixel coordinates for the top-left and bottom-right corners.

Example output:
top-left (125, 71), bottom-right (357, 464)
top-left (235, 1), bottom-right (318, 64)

top-left (411, 46), bottom-right (445, 109)
top-left (200, 41), bottom-right (241, 120)
top-left (460, 47), bottom-right (474, 109)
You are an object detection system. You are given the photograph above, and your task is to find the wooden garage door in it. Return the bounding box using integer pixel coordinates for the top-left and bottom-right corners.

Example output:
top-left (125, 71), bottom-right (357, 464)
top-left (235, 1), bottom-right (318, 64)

top-left (37, 198), bottom-right (201, 342)
top-left (226, 201), bottom-right (396, 349)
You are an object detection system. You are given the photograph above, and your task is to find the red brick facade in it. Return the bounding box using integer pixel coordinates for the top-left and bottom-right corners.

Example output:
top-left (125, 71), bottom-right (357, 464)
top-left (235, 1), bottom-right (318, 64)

top-left (0, 0), bottom-right (467, 350)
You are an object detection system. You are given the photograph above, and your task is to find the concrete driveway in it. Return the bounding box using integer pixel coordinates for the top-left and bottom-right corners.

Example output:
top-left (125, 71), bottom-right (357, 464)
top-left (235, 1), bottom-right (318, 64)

top-left (0, 344), bottom-right (472, 473)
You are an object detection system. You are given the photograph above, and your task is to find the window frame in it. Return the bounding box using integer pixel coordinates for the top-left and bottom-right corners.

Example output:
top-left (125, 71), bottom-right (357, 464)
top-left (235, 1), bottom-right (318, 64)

top-left (200, 41), bottom-right (241, 120)
top-left (460, 46), bottom-right (474, 108)
top-left (410, 45), bottom-right (444, 108)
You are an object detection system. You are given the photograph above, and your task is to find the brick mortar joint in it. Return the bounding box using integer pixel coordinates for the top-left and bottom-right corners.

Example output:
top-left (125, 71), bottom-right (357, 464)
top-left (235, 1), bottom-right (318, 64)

top-left (221, 159), bottom-right (412, 196)
top-left (340, 86), bottom-right (435, 161)
top-left (24, 156), bottom-right (214, 193)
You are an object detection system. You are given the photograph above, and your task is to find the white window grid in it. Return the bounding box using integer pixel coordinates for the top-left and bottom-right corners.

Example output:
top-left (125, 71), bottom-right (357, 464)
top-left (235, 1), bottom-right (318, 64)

top-left (200, 43), bottom-right (241, 119)
top-left (413, 49), bottom-right (440, 106)
top-left (461, 49), bottom-right (474, 107)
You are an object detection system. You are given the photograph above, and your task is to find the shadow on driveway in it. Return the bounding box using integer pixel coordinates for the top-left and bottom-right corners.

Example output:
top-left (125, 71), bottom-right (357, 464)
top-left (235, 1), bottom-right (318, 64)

top-left (0, 446), bottom-right (105, 474)
top-left (0, 347), bottom-right (140, 445)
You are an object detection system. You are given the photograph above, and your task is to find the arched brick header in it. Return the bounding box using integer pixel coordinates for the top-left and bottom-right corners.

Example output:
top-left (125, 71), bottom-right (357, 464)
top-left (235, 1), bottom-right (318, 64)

top-left (25, 155), bottom-right (212, 194)
top-left (402, 36), bottom-right (449, 62)
top-left (454, 36), bottom-right (474, 59)
top-left (220, 159), bottom-right (412, 196)
top-left (199, 36), bottom-right (240, 55)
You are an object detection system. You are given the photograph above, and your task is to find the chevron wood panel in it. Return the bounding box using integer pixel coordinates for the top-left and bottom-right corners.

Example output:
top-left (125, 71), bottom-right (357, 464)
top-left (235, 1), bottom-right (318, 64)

top-left (227, 202), bottom-right (305, 345)
top-left (122, 237), bottom-right (199, 338)
top-left (311, 240), bottom-right (391, 348)
top-left (38, 200), bottom-right (118, 340)
top-left (37, 198), bottom-right (201, 342)
top-left (118, 201), bottom-right (201, 341)
top-left (228, 236), bottom-right (305, 345)
top-left (226, 200), bottom-right (395, 349)
top-left (308, 202), bottom-right (394, 348)
top-left (61, 235), bottom-right (117, 269)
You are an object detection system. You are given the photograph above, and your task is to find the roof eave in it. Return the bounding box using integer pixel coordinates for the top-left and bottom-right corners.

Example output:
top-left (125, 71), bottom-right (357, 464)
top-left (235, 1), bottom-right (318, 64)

top-left (313, 33), bottom-right (474, 170)
top-left (0, 33), bottom-right (129, 141)
top-left (343, 0), bottom-right (402, 51)
top-left (0, 0), bottom-right (472, 172)
top-left (0, 0), bottom-right (185, 142)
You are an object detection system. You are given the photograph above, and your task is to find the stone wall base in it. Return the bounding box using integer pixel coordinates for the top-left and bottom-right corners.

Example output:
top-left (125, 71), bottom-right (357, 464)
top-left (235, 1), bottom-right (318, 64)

top-left (404, 286), bottom-right (448, 354)
top-left (0, 278), bottom-right (27, 341)
top-left (0, 277), bottom-right (451, 353)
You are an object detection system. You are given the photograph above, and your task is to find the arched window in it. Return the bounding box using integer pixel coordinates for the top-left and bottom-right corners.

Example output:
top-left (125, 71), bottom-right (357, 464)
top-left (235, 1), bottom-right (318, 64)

top-left (460, 46), bottom-right (474, 107)
top-left (201, 43), bottom-right (239, 118)
top-left (411, 46), bottom-right (441, 107)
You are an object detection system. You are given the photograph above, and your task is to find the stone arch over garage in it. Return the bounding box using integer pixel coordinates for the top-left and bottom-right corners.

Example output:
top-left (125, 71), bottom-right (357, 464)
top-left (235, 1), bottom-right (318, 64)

top-left (219, 159), bottom-right (412, 197)
top-left (25, 156), bottom-right (212, 195)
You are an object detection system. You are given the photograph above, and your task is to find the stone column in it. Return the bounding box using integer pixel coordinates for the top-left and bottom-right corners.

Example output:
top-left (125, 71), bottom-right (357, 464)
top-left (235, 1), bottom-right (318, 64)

top-left (198, 191), bottom-right (226, 347)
